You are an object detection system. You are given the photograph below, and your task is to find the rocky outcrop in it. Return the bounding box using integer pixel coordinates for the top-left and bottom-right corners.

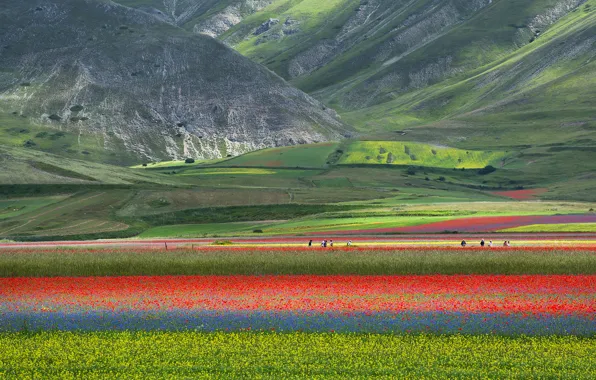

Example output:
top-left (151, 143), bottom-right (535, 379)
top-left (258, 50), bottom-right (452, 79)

top-left (0, 0), bottom-right (350, 163)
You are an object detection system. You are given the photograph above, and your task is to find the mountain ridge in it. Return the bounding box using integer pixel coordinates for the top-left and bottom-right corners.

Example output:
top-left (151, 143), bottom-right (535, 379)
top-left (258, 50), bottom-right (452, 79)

top-left (0, 0), bottom-right (350, 164)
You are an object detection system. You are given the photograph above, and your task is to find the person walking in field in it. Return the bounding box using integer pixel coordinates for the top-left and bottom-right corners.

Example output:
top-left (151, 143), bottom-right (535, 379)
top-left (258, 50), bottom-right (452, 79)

top-left (323, 240), bottom-right (328, 248)
top-left (347, 240), bottom-right (352, 247)
top-left (480, 239), bottom-right (485, 247)
top-left (461, 240), bottom-right (467, 247)
top-left (308, 240), bottom-right (312, 247)
top-left (488, 240), bottom-right (493, 247)
top-left (330, 240), bottom-right (334, 247)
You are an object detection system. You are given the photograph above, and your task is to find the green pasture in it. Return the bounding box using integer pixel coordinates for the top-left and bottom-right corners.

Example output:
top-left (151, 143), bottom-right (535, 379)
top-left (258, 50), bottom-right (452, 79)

top-left (215, 143), bottom-right (340, 168)
top-left (2, 248), bottom-right (595, 277)
top-left (339, 141), bottom-right (508, 169)
top-left (139, 222), bottom-right (269, 238)
top-left (0, 196), bottom-right (67, 220)
top-left (1, 332), bottom-right (594, 379)
top-left (500, 223), bottom-right (596, 233)
top-left (130, 158), bottom-right (226, 169)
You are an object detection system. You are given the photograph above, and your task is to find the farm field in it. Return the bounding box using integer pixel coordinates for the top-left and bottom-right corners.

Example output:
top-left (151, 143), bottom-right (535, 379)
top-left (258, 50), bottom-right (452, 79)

top-left (0, 245), bottom-right (595, 377)
top-left (2, 332), bottom-right (593, 379)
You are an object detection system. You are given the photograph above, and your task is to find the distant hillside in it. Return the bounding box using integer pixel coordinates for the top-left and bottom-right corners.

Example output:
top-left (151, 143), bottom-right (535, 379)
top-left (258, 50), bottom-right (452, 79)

top-left (126, 0), bottom-right (595, 148)
top-left (0, 0), bottom-right (350, 165)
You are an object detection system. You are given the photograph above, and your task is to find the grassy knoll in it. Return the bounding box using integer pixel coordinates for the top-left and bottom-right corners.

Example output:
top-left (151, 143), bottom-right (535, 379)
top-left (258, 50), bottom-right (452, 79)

top-left (500, 223), bottom-right (596, 233)
top-left (1, 248), bottom-right (595, 277)
top-left (214, 143), bottom-right (340, 168)
top-left (339, 141), bottom-right (508, 169)
top-left (1, 332), bottom-right (594, 378)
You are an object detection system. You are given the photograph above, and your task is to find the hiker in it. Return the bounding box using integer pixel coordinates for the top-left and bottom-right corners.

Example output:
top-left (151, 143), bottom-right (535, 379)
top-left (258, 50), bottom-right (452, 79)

top-left (308, 240), bottom-right (312, 247)
top-left (507, 240), bottom-right (511, 247)
top-left (488, 240), bottom-right (493, 247)
top-left (480, 239), bottom-right (485, 247)
top-left (323, 240), bottom-right (328, 248)
top-left (347, 240), bottom-right (352, 247)
top-left (330, 240), bottom-right (334, 247)
top-left (461, 240), bottom-right (467, 247)
top-left (503, 241), bottom-right (508, 247)
top-left (321, 240), bottom-right (325, 247)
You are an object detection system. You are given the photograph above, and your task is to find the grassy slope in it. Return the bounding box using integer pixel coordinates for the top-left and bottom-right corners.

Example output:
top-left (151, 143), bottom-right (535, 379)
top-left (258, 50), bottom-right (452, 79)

top-left (0, 145), bottom-right (179, 186)
top-left (214, 142), bottom-right (340, 168)
top-left (339, 1), bottom-right (596, 138)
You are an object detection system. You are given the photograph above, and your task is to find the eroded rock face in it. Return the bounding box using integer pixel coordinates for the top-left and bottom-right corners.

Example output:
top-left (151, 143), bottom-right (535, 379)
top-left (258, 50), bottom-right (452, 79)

top-left (0, 0), bottom-right (350, 162)
top-left (192, 0), bottom-right (277, 37)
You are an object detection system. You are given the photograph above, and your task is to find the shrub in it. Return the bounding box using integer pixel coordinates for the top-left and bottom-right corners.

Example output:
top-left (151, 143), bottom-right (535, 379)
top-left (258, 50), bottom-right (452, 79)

top-left (438, 176), bottom-right (446, 181)
top-left (48, 114), bottom-right (62, 121)
top-left (185, 158), bottom-right (195, 164)
top-left (477, 165), bottom-right (497, 175)
top-left (406, 166), bottom-right (416, 175)
top-left (253, 229), bottom-right (264, 233)
top-left (386, 153), bottom-right (395, 164)
top-left (70, 105), bottom-right (84, 112)
top-left (379, 147), bottom-right (387, 154)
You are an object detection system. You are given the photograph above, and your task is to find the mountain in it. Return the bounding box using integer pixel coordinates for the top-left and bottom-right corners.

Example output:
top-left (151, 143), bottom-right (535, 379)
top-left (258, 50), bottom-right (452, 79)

top-left (118, 0), bottom-right (595, 148)
top-left (0, 0), bottom-right (350, 164)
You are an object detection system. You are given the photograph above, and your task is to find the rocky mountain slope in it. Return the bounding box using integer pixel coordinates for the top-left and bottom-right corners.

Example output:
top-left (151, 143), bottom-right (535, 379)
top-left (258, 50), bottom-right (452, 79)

top-left (0, 0), bottom-right (350, 164)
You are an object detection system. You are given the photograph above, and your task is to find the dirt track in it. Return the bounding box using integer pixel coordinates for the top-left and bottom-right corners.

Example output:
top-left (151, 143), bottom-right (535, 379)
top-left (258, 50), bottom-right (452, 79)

top-left (1, 232), bottom-right (596, 250)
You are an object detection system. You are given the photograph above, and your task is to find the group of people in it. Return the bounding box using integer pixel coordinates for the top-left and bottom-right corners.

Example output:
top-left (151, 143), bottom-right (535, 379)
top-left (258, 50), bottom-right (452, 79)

top-left (461, 239), bottom-right (511, 247)
top-left (308, 239), bottom-right (352, 247)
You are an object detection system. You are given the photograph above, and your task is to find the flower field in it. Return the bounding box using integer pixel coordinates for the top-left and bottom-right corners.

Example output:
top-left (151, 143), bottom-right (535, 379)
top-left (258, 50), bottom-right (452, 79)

top-left (1, 332), bottom-right (594, 378)
top-left (1, 245), bottom-right (595, 377)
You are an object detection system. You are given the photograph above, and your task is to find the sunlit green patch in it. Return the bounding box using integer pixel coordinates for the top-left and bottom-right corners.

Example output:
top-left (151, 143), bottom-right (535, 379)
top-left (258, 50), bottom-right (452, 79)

top-left (340, 141), bottom-right (508, 169)
top-left (179, 168), bottom-right (278, 176)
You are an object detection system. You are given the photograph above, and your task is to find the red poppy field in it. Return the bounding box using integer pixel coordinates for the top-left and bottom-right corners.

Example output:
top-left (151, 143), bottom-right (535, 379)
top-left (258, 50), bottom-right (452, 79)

top-left (1, 245), bottom-right (595, 335)
top-left (2, 274), bottom-right (594, 315)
